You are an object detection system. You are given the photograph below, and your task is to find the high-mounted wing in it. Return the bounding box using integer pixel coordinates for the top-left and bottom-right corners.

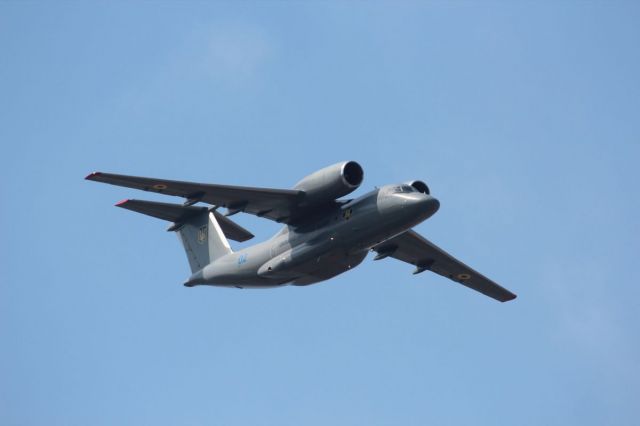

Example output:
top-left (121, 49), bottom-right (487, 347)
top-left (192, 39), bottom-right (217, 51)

top-left (115, 199), bottom-right (254, 242)
top-left (373, 230), bottom-right (516, 302)
top-left (86, 172), bottom-right (304, 223)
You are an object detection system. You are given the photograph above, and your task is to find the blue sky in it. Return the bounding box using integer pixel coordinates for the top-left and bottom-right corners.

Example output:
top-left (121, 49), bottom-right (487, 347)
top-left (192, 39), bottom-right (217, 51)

top-left (2, 2), bottom-right (639, 425)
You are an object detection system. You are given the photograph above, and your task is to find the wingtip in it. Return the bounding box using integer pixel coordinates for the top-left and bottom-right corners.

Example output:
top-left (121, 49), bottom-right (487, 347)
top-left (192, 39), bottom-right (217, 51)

top-left (502, 293), bottom-right (517, 302)
top-left (115, 199), bottom-right (130, 207)
top-left (85, 171), bottom-right (101, 180)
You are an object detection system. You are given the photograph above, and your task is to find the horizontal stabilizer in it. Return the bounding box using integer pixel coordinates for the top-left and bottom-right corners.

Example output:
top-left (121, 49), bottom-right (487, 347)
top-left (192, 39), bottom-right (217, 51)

top-left (116, 199), bottom-right (254, 242)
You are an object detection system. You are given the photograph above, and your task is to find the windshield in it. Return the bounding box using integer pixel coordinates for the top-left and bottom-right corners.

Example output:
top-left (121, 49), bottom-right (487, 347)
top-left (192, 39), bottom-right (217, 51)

top-left (392, 185), bottom-right (415, 193)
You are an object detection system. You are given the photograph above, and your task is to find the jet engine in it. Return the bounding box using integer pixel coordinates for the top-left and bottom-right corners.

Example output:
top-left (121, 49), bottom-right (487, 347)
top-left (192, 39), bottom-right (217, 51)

top-left (294, 161), bottom-right (364, 205)
top-left (405, 180), bottom-right (430, 195)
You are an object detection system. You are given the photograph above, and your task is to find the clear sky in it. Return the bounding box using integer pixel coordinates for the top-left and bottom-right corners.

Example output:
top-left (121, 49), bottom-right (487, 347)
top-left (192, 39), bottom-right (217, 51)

top-left (2, 2), bottom-right (639, 425)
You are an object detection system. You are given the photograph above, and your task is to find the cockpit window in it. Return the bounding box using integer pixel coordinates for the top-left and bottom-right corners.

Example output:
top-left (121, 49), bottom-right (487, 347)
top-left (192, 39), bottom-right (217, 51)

top-left (392, 185), bottom-right (415, 193)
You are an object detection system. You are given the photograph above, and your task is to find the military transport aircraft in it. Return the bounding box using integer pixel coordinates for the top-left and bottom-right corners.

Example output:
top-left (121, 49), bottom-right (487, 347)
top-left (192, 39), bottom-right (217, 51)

top-left (86, 161), bottom-right (516, 302)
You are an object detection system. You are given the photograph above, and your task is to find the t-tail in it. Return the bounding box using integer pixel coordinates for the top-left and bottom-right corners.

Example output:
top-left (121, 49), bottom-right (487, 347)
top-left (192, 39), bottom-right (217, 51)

top-left (115, 199), bottom-right (253, 275)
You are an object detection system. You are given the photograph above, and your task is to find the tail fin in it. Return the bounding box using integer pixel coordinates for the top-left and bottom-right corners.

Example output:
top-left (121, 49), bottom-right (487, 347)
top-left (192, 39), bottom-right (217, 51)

top-left (176, 211), bottom-right (233, 272)
top-left (115, 199), bottom-right (243, 273)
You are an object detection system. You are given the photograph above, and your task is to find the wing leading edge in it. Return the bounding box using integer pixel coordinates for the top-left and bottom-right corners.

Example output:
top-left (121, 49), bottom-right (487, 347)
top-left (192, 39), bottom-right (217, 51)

top-left (374, 230), bottom-right (516, 302)
top-left (86, 172), bottom-right (304, 223)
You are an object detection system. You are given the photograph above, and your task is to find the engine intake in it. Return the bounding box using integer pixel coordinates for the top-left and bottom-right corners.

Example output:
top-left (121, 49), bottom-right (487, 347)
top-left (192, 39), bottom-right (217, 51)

top-left (294, 161), bottom-right (364, 205)
top-left (405, 180), bottom-right (430, 195)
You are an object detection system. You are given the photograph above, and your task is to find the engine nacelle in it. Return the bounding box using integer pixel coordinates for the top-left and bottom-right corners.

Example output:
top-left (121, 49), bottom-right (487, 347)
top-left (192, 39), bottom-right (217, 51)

top-left (405, 180), bottom-right (430, 195)
top-left (294, 161), bottom-right (364, 205)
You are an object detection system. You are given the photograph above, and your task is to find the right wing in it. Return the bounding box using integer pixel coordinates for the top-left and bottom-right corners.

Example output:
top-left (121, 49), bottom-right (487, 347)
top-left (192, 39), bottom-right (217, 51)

top-left (86, 172), bottom-right (304, 224)
top-left (373, 230), bottom-right (516, 302)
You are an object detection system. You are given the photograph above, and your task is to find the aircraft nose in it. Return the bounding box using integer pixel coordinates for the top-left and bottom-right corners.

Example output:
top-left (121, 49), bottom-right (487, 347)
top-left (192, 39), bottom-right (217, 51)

top-left (421, 195), bottom-right (440, 217)
top-left (384, 191), bottom-right (439, 221)
top-left (390, 192), bottom-right (440, 219)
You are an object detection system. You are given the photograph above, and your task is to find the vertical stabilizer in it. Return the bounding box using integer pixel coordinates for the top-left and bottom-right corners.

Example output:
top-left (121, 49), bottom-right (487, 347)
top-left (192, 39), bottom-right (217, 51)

top-left (206, 211), bottom-right (233, 261)
top-left (177, 211), bottom-right (233, 273)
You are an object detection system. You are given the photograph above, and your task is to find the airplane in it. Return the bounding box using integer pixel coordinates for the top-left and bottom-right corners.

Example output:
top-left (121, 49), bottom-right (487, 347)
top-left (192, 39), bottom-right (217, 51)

top-left (86, 161), bottom-right (516, 302)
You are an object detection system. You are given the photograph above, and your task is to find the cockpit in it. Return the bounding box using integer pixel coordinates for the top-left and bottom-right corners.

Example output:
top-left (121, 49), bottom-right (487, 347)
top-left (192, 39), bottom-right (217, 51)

top-left (391, 185), bottom-right (417, 193)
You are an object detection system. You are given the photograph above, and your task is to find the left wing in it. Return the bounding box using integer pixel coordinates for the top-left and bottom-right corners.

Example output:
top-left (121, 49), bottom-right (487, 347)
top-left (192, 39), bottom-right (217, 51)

top-left (86, 172), bottom-right (304, 223)
top-left (373, 230), bottom-right (516, 302)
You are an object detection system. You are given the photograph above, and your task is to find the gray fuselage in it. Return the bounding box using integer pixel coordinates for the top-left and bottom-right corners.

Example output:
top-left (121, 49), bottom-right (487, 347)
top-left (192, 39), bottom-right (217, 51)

top-left (186, 184), bottom-right (440, 288)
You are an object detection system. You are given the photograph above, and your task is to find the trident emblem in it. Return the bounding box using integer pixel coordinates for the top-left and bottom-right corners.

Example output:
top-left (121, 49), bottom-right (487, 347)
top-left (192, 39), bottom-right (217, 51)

top-left (197, 225), bottom-right (207, 244)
